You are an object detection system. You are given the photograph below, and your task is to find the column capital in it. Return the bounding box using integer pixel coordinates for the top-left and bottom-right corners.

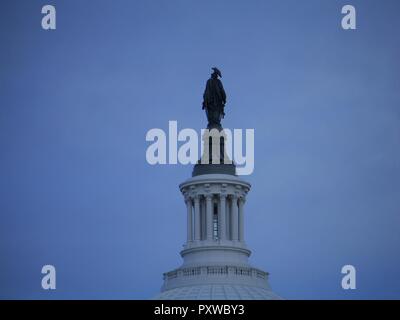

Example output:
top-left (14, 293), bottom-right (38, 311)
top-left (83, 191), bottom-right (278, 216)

top-left (184, 196), bottom-right (192, 204)
top-left (221, 183), bottom-right (228, 194)
top-left (205, 193), bottom-right (213, 200)
top-left (187, 185), bottom-right (197, 199)
top-left (191, 193), bottom-right (200, 200)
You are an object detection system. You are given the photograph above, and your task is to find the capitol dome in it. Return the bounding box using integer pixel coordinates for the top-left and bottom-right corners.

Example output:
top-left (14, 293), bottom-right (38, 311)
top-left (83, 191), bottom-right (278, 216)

top-left (153, 71), bottom-right (281, 300)
top-left (153, 170), bottom-right (282, 300)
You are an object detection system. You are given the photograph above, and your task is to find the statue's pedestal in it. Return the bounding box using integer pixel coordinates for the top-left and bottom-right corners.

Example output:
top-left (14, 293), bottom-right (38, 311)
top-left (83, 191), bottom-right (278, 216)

top-left (193, 163), bottom-right (236, 177)
top-left (194, 127), bottom-right (234, 177)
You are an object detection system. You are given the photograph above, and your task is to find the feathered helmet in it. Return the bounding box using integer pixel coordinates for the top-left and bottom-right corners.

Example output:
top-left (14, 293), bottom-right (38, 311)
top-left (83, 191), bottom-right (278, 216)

top-left (212, 67), bottom-right (222, 78)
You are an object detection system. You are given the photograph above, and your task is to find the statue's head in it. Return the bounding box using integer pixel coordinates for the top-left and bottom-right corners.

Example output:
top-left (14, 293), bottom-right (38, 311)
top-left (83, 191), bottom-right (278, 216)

top-left (211, 67), bottom-right (222, 78)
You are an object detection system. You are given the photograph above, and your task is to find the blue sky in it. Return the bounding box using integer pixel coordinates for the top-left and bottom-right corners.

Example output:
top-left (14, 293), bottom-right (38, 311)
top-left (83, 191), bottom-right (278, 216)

top-left (0, 0), bottom-right (400, 299)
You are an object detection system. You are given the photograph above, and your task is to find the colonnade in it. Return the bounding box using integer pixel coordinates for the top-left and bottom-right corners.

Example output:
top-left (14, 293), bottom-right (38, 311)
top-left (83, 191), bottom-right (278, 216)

top-left (185, 193), bottom-right (246, 242)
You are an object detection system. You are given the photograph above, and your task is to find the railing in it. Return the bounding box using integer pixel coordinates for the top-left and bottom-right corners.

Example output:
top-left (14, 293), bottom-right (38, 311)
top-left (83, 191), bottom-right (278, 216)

top-left (182, 267), bottom-right (201, 276)
top-left (163, 265), bottom-right (268, 281)
top-left (207, 266), bottom-right (229, 275)
top-left (234, 267), bottom-right (251, 276)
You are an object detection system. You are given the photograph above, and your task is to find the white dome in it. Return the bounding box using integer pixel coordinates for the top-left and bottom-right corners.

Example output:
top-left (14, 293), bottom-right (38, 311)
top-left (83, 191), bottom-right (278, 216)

top-left (153, 284), bottom-right (282, 300)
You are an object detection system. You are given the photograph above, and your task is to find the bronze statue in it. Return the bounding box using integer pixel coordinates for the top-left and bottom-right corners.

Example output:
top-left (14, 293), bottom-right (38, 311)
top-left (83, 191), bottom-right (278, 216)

top-left (202, 67), bottom-right (226, 129)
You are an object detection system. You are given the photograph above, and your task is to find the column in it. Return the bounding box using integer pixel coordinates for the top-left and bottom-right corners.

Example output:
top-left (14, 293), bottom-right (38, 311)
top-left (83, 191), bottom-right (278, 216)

top-left (219, 194), bottom-right (227, 240)
top-left (185, 197), bottom-right (193, 242)
top-left (238, 197), bottom-right (245, 242)
top-left (226, 197), bottom-right (230, 240)
top-left (206, 194), bottom-right (213, 240)
top-left (231, 195), bottom-right (239, 241)
top-left (194, 196), bottom-right (201, 241)
top-left (201, 199), bottom-right (205, 240)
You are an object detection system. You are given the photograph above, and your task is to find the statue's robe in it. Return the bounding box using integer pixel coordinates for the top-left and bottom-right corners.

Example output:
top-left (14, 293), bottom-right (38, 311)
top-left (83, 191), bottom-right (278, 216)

top-left (203, 77), bottom-right (226, 112)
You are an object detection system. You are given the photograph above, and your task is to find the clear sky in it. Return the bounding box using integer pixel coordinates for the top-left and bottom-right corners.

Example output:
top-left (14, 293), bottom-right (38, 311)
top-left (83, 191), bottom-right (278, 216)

top-left (1, 0), bottom-right (399, 299)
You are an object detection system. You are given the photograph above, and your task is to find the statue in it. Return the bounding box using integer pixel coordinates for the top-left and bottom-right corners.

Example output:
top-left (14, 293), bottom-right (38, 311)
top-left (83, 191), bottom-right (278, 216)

top-left (202, 67), bottom-right (226, 130)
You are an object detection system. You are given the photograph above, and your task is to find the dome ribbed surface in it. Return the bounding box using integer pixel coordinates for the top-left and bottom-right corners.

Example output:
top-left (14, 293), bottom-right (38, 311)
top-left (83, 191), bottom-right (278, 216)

top-left (153, 284), bottom-right (282, 300)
